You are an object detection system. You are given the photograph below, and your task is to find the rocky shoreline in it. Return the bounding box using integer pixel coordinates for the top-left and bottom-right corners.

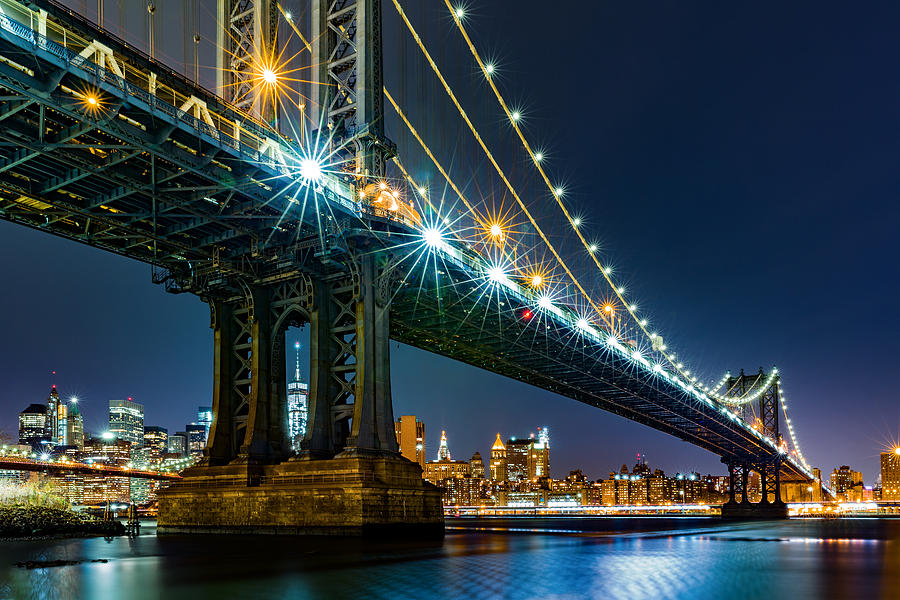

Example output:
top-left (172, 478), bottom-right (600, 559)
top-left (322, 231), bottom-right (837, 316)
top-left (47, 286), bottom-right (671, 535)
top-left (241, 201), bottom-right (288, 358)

top-left (0, 505), bottom-right (125, 539)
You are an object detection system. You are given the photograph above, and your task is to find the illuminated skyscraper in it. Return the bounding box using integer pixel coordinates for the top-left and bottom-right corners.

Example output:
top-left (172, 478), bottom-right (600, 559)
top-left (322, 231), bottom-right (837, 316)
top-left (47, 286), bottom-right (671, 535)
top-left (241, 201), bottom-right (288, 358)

top-left (830, 465), bottom-right (861, 499)
top-left (197, 407), bottom-right (212, 442)
top-left (81, 435), bottom-right (131, 504)
top-left (45, 385), bottom-right (61, 445)
top-left (169, 432), bottom-right (187, 457)
top-left (394, 415), bottom-right (425, 469)
top-left (470, 452), bottom-right (485, 479)
top-left (66, 398), bottom-right (84, 449)
top-left (424, 431), bottom-right (469, 485)
top-left (18, 404), bottom-right (47, 450)
top-left (287, 342), bottom-right (309, 452)
top-left (437, 430), bottom-right (451, 461)
top-left (506, 438), bottom-right (531, 481)
top-left (528, 426), bottom-right (550, 479)
top-left (882, 449), bottom-right (900, 501)
top-left (109, 398), bottom-right (144, 451)
top-left (56, 402), bottom-right (68, 446)
top-left (489, 433), bottom-right (507, 482)
top-left (185, 424), bottom-right (207, 458)
top-left (143, 426), bottom-right (168, 464)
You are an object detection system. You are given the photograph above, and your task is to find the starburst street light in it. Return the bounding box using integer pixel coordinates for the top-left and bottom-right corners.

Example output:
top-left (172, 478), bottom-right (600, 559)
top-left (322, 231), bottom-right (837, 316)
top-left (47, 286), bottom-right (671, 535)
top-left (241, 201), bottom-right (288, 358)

top-left (298, 157), bottom-right (323, 183)
top-left (423, 226), bottom-right (444, 249)
top-left (262, 68), bottom-right (277, 85)
top-left (487, 264), bottom-right (507, 284)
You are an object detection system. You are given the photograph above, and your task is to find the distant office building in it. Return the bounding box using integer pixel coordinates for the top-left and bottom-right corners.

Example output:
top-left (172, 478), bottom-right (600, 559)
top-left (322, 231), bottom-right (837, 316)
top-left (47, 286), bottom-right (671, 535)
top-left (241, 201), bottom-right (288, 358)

top-left (489, 433), bottom-right (507, 481)
top-left (66, 399), bottom-right (84, 449)
top-left (185, 424), bottom-right (206, 458)
top-left (81, 435), bottom-right (132, 504)
top-left (506, 438), bottom-right (531, 481)
top-left (528, 427), bottom-right (550, 479)
top-left (424, 458), bottom-right (470, 485)
top-left (286, 342), bottom-right (309, 452)
top-left (394, 415), bottom-right (425, 469)
top-left (436, 430), bottom-right (451, 461)
top-left (442, 476), bottom-right (484, 506)
top-left (45, 385), bottom-right (61, 445)
top-left (470, 452), bottom-right (485, 479)
top-left (197, 407), bottom-right (212, 442)
top-left (504, 428), bottom-right (551, 482)
top-left (143, 426), bottom-right (168, 464)
top-left (170, 432), bottom-right (188, 457)
top-left (56, 402), bottom-right (68, 446)
top-left (830, 466), bottom-right (862, 499)
top-left (882, 450), bottom-right (900, 501)
top-left (109, 398), bottom-right (144, 450)
top-left (18, 404), bottom-right (48, 450)
top-left (423, 431), bottom-right (469, 484)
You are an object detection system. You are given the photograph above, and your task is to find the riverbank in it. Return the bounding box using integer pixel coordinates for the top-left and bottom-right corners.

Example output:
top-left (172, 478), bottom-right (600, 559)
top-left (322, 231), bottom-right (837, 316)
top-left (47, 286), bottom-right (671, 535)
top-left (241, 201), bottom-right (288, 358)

top-left (0, 505), bottom-right (124, 539)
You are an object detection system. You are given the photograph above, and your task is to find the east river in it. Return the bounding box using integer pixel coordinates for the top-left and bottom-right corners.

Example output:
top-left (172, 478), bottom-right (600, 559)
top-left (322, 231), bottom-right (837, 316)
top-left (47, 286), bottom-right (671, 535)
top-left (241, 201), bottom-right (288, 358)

top-left (1, 517), bottom-right (899, 599)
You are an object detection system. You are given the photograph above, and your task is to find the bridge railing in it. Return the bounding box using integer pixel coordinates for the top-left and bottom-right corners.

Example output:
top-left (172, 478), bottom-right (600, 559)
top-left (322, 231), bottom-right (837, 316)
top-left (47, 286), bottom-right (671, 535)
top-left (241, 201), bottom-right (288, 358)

top-left (0, 1), bottom-right (336, 187)
top-left (0, 0), bottom-right (453, 232)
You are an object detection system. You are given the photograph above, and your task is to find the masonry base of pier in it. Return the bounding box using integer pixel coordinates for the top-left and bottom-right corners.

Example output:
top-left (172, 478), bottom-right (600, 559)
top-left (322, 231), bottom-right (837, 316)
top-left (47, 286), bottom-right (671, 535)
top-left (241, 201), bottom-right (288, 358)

top-left (157, 457), bottom-right (444, 537)
top-left (720, 501), bottom-right (789, 520)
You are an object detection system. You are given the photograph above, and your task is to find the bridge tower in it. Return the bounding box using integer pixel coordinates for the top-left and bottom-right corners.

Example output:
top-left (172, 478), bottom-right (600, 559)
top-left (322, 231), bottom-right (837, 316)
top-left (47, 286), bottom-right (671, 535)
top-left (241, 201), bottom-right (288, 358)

top-left (216, 0), bottom-right (278, 120)
top-left (159, 0), bottom-right (441, 536)
top-left (311, 0), bottom-right (395, 180)
top-left (720, 369), bottom-right (787, 519)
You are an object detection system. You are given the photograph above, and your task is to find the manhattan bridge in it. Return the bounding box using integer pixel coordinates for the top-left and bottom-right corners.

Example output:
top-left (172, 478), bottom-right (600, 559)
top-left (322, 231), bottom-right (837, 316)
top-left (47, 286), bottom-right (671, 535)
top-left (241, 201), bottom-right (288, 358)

top-left (0, 0), bottom-right (822, 532)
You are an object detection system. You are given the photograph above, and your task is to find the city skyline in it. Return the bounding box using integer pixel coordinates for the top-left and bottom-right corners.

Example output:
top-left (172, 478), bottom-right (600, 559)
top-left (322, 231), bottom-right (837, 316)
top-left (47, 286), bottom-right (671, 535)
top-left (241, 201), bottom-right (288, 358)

top-left (7, 363), bottom-right (894, 489)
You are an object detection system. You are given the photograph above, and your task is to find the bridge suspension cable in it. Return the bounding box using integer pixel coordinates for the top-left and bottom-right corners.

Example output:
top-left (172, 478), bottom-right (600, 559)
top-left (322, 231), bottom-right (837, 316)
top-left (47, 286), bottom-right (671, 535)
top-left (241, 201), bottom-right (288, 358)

top-left (440, 6), bottom-right (822, 477)
top-left (389, 0), bottom-right (615, 328)
top-left (442, 2), bottom-right (712, 383)
top-left (778, 383), bottom-right (811, 469)
top-left (392, 2), bottom-right (815, 472)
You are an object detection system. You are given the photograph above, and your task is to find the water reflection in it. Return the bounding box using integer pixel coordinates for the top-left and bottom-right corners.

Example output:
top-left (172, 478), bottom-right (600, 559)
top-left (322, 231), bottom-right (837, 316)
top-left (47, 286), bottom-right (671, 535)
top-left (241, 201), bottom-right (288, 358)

top-left (0, 519), bottom-right (898, 599)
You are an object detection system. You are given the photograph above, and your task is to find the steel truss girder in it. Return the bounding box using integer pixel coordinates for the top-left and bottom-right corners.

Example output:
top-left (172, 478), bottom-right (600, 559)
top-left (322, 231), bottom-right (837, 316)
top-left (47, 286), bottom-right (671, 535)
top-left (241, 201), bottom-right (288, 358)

top-left (0, 48), bottom-right (290, 273)
top-left (216, 0), bottom-right (277, 120)
top-left (387, 254), bottom-right (807, 480)
top-left (312, 0), bottom-right (392, 179)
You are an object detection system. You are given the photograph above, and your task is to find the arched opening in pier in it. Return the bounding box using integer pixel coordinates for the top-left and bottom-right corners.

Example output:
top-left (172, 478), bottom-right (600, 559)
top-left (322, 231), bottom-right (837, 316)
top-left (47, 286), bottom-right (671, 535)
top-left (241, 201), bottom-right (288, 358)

top-left (284, 324), bottom-right (310, 454)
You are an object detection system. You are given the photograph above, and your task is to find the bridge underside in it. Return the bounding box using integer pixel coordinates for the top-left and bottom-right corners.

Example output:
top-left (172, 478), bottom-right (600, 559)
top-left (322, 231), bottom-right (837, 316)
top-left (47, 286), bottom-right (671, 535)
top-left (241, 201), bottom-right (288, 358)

top-left (390, 256), bottom-right (807, 484)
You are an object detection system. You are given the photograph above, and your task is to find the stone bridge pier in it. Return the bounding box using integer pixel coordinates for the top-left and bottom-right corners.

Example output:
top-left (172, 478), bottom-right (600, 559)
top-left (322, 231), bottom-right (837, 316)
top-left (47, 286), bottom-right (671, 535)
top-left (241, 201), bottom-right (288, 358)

top-left (158, 251), bottom-right (443, 536)
top-left (720, 459), bottom-right (788, 519)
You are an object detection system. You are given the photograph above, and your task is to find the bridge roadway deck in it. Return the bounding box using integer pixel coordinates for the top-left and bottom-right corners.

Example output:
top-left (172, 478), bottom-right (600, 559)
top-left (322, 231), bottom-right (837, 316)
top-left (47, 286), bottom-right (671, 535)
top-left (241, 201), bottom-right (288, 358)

top-left (0, 457), bottom-right (182, 481)
top-left (0, 0), bottom-right (356, 286)
top-left (388, 245), bottom-right (809, 482)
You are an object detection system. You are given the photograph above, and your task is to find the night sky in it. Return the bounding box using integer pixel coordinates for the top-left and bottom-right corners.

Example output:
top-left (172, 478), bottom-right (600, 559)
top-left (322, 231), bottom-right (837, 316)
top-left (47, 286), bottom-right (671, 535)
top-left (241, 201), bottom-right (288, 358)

top-left (1, 1), bottom-right (898, 484)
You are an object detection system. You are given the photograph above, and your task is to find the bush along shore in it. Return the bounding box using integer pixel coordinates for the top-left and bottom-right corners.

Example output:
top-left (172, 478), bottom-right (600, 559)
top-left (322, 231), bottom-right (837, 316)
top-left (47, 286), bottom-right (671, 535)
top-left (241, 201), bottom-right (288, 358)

top-left (0, 505), bottom-right (125, 539)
